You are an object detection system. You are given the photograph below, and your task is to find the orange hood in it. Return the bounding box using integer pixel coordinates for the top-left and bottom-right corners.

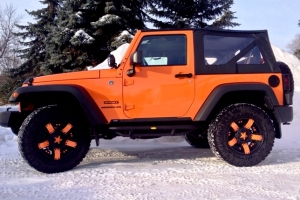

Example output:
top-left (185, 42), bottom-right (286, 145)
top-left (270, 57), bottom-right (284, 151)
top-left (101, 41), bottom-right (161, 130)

top-left (32, 70), bottom-right (100, 83)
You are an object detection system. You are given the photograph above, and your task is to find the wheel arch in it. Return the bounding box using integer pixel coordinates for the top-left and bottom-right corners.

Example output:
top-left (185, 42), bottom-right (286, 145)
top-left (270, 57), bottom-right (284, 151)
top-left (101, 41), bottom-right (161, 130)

top-left (194, 83), bottom-right (281, 138)
top-left (9, 85), bottom-right (107, 141)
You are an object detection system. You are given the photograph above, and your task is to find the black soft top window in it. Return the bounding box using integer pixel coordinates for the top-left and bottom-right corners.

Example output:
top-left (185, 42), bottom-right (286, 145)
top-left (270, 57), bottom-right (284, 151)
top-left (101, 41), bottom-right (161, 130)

top-left (204, 35), bottom-right (254, 65)
top-left (194, 29), bottom-right (279, 74)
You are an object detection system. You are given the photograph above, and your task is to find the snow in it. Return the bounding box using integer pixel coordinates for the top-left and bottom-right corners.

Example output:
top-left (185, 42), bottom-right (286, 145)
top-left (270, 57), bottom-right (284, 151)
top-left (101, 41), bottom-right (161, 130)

top-left (91, 14), bottom-right (121, 27)
top-left (75, 11), bottom-right (83, 19)
top-left (116, 30), bottom-right (133, 40)
top-left (1, 46), bottom-right (300, 199)
top-left (98, 14), bottom-right (119, 23)
top-left (89, 43), bottom-right (130, 70)
top-left (71, 30), bottom-right (95, 45)
top-left (272, 45), bottom-right (300, 91)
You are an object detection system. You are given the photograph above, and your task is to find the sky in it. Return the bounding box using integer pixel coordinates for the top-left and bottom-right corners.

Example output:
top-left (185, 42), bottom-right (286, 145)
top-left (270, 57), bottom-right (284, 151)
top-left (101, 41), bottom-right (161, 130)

top-left (1, 0), bottom-right (300, 51)
top-left (231, 0), bottom-right (300, 52)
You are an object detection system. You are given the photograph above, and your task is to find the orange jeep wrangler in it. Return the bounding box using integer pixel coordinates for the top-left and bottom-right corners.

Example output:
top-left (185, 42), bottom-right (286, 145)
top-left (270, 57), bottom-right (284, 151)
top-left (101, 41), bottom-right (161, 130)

top-left (0, 28), bottom-right (294, 173)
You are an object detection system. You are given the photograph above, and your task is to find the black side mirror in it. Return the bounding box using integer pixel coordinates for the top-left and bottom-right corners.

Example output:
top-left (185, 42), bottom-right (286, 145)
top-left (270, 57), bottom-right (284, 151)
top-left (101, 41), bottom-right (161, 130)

top-left (127, 50), bottom-right (142, 77)
top-left (107, 54), bottom-right (118, 68)
top-left (130, 50), bottom-right (143, 65)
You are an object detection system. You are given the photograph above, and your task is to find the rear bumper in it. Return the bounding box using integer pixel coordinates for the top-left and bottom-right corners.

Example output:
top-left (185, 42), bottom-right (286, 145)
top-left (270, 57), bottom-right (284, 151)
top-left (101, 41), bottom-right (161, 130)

top-left (274, 106), bottom-right (293, 123)
top-left (0, 111), bottom-right (23, 128)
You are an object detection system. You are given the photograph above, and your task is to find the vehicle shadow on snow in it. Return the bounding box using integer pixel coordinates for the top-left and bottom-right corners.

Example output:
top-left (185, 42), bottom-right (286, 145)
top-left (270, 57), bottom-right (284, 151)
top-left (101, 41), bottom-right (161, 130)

top-left (76, 146), bottom-right (300, 170)
top-left (262, 149), bottom-right (300, 166)
top-left (77, 146), bottom-right (216, 169)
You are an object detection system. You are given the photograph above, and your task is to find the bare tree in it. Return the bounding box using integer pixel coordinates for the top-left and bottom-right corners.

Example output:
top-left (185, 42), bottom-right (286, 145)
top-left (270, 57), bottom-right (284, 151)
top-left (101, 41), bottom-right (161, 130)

top-left (0, 4), bottom-right (23, 72)
top-left (287, 33), bottom-right (300, 59)
top-left (287, 19), bottom-right (300, 59)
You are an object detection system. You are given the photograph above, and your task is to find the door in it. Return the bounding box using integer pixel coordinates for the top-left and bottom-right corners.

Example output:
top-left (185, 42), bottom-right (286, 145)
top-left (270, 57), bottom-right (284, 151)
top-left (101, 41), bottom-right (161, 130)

top-left (123, 34), bottom-right (195, 118)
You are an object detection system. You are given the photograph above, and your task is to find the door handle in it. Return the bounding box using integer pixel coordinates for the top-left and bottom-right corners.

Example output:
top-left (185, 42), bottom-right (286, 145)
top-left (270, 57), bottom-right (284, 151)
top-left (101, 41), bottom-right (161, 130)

top-left (175, 73), bottom-right (193, 78)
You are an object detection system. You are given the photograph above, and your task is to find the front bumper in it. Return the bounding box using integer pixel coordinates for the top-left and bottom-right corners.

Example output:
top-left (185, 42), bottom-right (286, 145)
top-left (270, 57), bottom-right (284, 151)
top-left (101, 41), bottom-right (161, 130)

top-left (0, 111), bottom-right (23, 128)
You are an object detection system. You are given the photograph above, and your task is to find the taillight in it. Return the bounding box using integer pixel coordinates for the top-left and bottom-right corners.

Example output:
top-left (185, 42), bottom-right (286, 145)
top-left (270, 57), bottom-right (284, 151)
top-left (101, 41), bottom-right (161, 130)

top-left (282, 74), bottom-right (290, 90)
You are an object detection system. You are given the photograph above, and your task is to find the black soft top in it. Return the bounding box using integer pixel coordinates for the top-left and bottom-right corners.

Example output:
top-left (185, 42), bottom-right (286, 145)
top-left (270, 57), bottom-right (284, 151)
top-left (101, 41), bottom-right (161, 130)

top-left (141, 28), bottom-right (278, 74)
top-left (141, 28), bottom-right (268, 34)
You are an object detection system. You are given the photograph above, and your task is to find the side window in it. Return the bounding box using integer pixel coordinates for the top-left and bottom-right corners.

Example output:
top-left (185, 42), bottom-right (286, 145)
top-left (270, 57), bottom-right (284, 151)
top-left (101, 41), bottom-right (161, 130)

top-left (237, 46), bottom-right (265, 64)
top-left (203, 35), bottom-right (254, 65)
top-left (136, 35), bottom-right (187, 66)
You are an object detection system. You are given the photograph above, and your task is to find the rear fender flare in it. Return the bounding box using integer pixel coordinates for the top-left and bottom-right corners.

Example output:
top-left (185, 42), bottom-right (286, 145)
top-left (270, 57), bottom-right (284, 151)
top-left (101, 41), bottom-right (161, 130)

top-left (195, 83), bottom-right (279, 121)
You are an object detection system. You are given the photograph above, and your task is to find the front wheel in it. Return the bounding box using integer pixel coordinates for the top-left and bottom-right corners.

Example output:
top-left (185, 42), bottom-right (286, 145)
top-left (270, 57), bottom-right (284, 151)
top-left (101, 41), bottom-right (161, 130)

top-left (208, 103), bottom-right (275, 167)
top-left (18, 106), bottom-right (91, 173)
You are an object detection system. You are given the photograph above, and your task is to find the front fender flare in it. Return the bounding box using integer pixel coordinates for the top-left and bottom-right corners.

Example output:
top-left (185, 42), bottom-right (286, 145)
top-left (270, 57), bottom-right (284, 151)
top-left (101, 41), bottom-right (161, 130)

top-left (9, 85), bottom-right (107, 144)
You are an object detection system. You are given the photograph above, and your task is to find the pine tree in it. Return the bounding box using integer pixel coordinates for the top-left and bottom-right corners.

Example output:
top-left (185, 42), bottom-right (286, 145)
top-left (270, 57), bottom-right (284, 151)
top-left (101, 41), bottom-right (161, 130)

top-left (0, 1), bottom-right (61, 104)
top-left (10, 0), bottom-right (61, 76)
top-left (40, 0), bottom-right (90, 74)
top-left (42, 0), bottom-right (147, 74)
top-left (146, 0), bottom-right (239, 29)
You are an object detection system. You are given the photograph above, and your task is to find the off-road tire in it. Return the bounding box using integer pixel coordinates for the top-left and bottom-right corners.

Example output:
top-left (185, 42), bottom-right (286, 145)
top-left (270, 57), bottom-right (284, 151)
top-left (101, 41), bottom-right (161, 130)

top-left (184, 131), bottom-right (210, 149)
top-left (278, 61), bottom-right (294, 97)
top-left (18, 106), bottom-right (91, 173)
top-left (208, 103), bottom-right (275, 167)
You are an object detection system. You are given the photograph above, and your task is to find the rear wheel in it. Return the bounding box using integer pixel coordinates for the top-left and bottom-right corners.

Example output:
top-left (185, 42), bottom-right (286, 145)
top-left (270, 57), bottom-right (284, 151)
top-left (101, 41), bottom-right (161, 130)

top-left (18, 106), bottom-right (91, 173)
top-left (184, 130), bottom-right (210, 148)
top-left (208, 103), bottom-right (275, 167)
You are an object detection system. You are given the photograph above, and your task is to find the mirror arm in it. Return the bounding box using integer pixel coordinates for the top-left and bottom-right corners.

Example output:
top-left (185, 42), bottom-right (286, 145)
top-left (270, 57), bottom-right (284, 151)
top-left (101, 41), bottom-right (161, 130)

top-left (131, 64), bottom-right (136, 73)
top-left (127, 64), bottom-right (136, 77)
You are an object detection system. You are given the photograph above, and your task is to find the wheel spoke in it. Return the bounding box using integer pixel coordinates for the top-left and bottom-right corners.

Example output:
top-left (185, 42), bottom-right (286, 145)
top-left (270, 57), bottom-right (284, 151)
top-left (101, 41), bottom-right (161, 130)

top-left (38, 140), bottom-right (49, 149)
top-left (228, 138), bottom-right (237, 147)
top-left (230, 122), bottom-right (239, 132)
top-left (241, 143), bottom-right (250, 154)
top-left (54, 148), bottom-right (61, 160)
top-left (65, 140), bottom-right (77, 148)
top-left (244, 119), bottom-right (254, 129)
top-left (62, 123), bottom-right (73, 134)
top-left (251, 134), bottom-right (263, 141)
top-left (45, 123), bottom-right (55, 134)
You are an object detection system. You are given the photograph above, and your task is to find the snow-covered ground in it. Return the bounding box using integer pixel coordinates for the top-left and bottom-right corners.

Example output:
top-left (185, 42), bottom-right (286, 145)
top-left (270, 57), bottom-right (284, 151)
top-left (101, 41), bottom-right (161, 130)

top-left (1, 45), bottom-right (300, 199)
